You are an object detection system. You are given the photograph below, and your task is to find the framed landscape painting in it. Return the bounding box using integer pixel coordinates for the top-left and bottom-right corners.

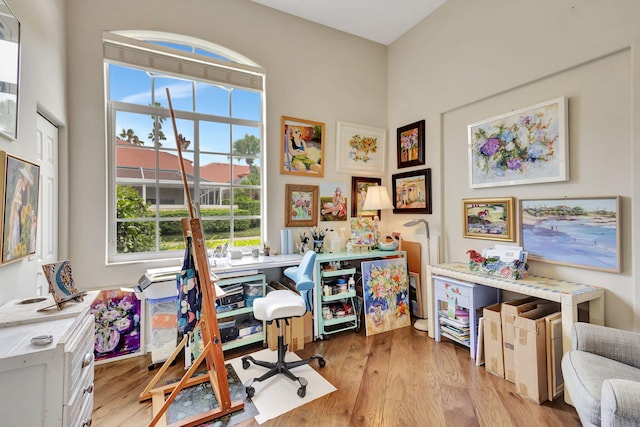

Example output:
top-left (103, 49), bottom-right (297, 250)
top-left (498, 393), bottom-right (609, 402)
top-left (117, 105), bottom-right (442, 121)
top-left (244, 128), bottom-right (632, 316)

top-left (520, 196), bottom-right (621, 273)
top-left (391, 168), bottom-right (432, 214)
top-left (468, 97), bottom-right (568, 188)
top-left (463, 197), bottom-right (515, 242)
top-left (280, 116), bottom-right (325, 177)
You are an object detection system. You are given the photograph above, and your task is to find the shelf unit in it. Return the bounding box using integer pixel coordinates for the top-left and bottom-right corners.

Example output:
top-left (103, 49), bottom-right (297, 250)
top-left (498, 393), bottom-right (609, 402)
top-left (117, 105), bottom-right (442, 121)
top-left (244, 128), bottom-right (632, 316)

top-left (317, 266), bottom-right (358, 339)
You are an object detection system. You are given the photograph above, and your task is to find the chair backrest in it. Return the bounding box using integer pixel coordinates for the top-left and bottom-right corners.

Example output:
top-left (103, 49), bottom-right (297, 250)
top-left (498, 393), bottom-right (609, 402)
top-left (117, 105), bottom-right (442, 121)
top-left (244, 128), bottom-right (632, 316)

top-left (284, 250), bottom-right (316, 311)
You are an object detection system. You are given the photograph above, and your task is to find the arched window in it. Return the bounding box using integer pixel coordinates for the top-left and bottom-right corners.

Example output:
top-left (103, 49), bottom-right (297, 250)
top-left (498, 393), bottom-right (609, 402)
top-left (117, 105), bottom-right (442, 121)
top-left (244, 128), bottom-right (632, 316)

top-left (104, 31), bottom-right (265, 262)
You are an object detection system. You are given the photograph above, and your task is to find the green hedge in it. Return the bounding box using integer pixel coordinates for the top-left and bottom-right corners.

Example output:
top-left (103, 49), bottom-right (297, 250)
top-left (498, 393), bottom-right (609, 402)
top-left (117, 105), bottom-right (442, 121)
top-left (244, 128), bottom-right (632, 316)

top-left (158, 208), bottom-right (254, 235)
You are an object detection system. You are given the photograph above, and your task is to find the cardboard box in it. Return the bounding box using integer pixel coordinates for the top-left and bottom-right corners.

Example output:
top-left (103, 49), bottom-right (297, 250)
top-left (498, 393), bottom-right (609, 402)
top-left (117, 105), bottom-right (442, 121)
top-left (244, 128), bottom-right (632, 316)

top-left (545, 312), bottom-right (564, 401)
top-left (267, 314), bottom-right (306, 351)
top-left (513, 304), bottom-right (560, 404)
top-left (483, 303), bottom-right (504, 378)
top-left (501, 297), bottom-right (542, 382)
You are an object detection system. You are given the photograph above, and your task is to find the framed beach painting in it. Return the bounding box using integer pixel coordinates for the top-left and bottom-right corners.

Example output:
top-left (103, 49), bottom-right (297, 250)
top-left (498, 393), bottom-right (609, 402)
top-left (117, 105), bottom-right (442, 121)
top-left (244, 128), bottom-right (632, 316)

top-left (468, 97), bottom-right (568, 188)
top-left (520, 196), bottom-right (621, 273)
top-left (280, 116), bottom-right (325, 177)
top-left (351, 176), bottom-right (381, 218)
top-left (391, 168), bottom-right (432, 214)
top-left (285, 184), bottom-right (318, 227)
top-left (361, 257), bottom-right (410, 336)
top-left (336, 121), bottom-right (386, 176)
top-left (463, 197), bottom-right (516, 242)
top-left (1, 151), bottom-right (39, 263)
top-left (397, 120), bottom-right (425, 168)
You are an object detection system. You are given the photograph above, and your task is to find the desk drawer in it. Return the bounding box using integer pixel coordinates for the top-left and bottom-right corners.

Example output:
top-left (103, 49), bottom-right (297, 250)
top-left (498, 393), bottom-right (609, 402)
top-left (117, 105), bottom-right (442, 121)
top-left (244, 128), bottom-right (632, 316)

top-left (434, 276), bottom-right (473, 308)
top-left (64, 314), bottom-right (95, 403)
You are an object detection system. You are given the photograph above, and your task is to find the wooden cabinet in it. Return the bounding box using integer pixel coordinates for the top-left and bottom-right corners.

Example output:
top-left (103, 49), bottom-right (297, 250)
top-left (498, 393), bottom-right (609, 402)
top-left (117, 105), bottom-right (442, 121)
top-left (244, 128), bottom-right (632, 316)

top-left (0, 291), bottom-right (98, 427)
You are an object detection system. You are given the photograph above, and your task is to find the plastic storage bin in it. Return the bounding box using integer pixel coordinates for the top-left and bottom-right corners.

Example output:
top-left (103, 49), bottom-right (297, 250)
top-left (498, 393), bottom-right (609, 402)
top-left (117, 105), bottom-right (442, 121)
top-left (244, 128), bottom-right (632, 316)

top-left (147, 295), bottom-right (178, 364)
top-left (243, 282), bottom-right (263, 307)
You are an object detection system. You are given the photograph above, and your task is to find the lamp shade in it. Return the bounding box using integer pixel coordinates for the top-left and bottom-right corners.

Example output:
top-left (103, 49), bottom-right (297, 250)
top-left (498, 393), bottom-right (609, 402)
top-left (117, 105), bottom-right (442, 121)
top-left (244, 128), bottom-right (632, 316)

top-left (362, 186), bottom-right (394, 211)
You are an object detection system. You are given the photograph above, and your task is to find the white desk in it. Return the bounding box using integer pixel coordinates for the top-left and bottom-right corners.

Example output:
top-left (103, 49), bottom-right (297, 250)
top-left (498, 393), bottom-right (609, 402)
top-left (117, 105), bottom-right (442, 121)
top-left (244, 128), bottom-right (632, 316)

top-left (210, 253), bottom-right (302, 275)
top-left (426, 263), bottom-right (605, 359)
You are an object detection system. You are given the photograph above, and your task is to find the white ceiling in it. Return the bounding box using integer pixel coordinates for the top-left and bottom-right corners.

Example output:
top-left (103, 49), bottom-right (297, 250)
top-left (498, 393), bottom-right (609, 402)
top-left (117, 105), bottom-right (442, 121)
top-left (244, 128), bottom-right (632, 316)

top-left (249, 0), bottom-right (449, 45)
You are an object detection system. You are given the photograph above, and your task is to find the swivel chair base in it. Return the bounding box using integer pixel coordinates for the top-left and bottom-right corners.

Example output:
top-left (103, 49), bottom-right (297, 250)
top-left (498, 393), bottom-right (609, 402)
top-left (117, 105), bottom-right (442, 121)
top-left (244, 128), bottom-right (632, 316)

top-left (242, 324), bottom-right (325, 398)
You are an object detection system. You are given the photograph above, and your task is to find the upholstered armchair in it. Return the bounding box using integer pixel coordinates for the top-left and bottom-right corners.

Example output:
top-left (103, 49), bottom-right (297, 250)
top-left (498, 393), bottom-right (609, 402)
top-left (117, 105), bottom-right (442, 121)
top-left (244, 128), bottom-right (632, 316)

top-left (561, 323), bottom-right (640, 426)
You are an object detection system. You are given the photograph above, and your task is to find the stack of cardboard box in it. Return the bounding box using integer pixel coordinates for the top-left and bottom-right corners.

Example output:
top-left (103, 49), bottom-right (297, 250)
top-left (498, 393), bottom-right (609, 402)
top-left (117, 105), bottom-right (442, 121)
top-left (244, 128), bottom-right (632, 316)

top-left (483, 297), bottom-right (563, 403)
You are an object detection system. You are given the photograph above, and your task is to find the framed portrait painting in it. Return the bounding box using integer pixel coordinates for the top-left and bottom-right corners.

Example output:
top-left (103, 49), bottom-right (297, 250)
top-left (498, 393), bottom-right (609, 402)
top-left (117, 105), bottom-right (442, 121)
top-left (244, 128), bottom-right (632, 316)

top-left (1, 151), bottom-right (39, 263)
top-left (397, 120), bottom-right (425, 168)
top-left (351, 176), bottom-right (381, 218)
top-left (285, 184), bottom-right (319, 227)
top-left (520, 196), bottom-right (621, 273)
top-left (336, 121), bottom-right (386, 176)
top-left (468, 96), bottom-right (568, 188)
top-left (462, 197), bottom-right (515, 242)
top-left (280, 116), bottom-right (325, 177)
top-left (391, 168), bottom-right (432, 214)
top-left (320, 181), bottom-right (348, 222)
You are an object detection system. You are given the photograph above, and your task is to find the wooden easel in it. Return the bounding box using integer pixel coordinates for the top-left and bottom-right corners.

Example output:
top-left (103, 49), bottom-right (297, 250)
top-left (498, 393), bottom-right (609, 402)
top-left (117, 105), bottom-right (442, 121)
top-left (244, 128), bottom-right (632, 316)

top-left (139, 88), bottom-right (244, 427)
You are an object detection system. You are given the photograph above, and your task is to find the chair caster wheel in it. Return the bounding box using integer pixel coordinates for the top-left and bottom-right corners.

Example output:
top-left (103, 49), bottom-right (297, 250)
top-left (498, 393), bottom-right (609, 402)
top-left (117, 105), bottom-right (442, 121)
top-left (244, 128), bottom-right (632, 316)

top-left (242, 359), bottom-right (250, 370)
top-left (246, 386), bottom-right (255, 399)
top-left (318, 358), bottom-right (326, 368)
top-left (297, 386), bottom-right (306, 398)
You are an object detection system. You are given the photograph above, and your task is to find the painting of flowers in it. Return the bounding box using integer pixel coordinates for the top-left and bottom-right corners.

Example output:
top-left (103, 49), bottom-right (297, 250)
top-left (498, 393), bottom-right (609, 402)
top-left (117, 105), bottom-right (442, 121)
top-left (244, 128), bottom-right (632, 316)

top-left (91, 289), bottom-right (144, 363)
top-left (336, 121), bottom-right (386, 176)
top-left (349, 217), bottom-right (376, 247)
top-left (467, 97), bottom-right (568, 188)
top-left (397, 120), bottom-right (425, 168)
top-left (362, 257), bottom-right (410, 336)
top-left (285, 184), bottom-right (318, 227)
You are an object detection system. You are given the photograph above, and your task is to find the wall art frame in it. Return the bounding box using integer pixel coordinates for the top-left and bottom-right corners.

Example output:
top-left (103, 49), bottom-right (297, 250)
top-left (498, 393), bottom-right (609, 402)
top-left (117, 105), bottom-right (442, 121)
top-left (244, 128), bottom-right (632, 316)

top-left (0, 0), bottom-right (21, 141)
top-left (1, 151), bottom-right (39, 263)
top-left (391, 168), bottom-right (432, 214)
top-left (468, 96), bottom-right (568, 188)
top-left (351, 176), bottom-right (381, 218)
top-left (336, 121), bottom-right (386, 176)
top-left (280, 116), bottom-right (325, 177)
top-left (320, 181), bottom-right (348, 222)
top-left (284, 184), bottom-right (318, 227)
top-left (520, 196), bottom-right (621, 273)
top-left (462, 197), bottom-right (516, 242)
top-left (396, 119), bottom-right (425, 168)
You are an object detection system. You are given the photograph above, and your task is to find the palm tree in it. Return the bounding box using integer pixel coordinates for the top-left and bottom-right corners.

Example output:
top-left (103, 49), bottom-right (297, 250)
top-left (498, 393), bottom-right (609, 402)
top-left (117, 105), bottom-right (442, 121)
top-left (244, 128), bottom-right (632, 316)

top-left (232, 134), bottom-right (260, 168)
top-left (119, 128), bottom-right (142, 145)
top-left (148, 101), bottom-right (167, 147)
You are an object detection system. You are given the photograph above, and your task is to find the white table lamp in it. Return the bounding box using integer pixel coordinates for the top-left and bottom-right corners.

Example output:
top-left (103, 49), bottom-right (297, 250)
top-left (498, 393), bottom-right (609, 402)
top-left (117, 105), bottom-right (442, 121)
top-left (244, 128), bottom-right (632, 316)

top-left (362, 186), bottom-right (394, 248)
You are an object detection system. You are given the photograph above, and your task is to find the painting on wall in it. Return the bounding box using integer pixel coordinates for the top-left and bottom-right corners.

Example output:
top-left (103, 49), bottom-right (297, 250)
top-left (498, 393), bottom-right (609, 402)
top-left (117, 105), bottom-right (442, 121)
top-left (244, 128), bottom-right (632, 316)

top-left (396, 120), bottom-right (425, 168)
top-left (280, 116), bottom-right (325, 177)
top-left (391, 168), bottom-right (432, 214)
top-left (351, 176), bottom-right (381, 218)
top-left (468, 97), bottom-right (568, 188)
top-left (463, 197), bottom-right (516, 242)
top-left (520, 196), bottom-right (621, 273)
top-left (336, 121), bottom-right (386, 176)
top-left (284, 184), bottom-right (318, 227)
top-left (1, 151), bottom-right (39, 263)
top-left (349, 217), bottom-right (376, 247)
top-left (319, 181), bottom-right (347, 222)
top-left (361, 257), bottom-right (410, 336)
top-left (91, 288), bottom-right (144, 363)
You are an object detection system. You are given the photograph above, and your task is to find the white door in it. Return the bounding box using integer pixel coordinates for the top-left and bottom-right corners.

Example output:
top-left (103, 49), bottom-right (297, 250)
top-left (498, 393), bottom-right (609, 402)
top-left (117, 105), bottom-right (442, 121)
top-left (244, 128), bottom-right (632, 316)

top-left (36, 113), bottom-right (58, 296)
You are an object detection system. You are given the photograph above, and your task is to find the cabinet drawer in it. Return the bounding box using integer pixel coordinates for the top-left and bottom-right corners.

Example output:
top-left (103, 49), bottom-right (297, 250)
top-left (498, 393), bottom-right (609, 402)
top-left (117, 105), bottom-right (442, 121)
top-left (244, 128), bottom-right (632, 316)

top-left (64, 315), bottom-right (95, 403)
top-left (64, 366), bottom-right (94, 427)
top-left (434, 277), bottom-right (473, 308)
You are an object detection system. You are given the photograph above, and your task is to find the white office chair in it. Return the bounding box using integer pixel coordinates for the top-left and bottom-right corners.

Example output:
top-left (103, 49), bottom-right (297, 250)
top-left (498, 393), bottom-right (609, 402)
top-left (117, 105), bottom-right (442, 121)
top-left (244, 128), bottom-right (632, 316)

top-left (242, 250), bottom-right (325, 398)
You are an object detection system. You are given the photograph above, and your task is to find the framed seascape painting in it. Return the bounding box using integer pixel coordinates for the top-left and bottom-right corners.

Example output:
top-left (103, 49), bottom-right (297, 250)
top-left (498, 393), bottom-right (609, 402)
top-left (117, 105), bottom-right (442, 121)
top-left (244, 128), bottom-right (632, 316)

top-left (1, 152), bottom-right (39, 263)
top-left (520, 196), bottom-right (621, 273)
top-left (351, 176), bottom-right (381, 218)
top-left (0, 0), bottom-right (20, 141)
top-left (280, 116), bottom-right (325, 177)
top-left (463, 197), bottom-right (516, 242)
top-left (320, 181), bottom-right (348, 222)
top-left (336, 121), bottom-right (386, 176)
top-left (362, 257), bottom-right (410, 336)
top-left (468, 97), bottom-right (568, 188)
top-left (284, 184), bottom-right (318, 227)
top-left (391, 168), bottom-right (432, 214)
top-left (396, 120), bottom-right (425, 169)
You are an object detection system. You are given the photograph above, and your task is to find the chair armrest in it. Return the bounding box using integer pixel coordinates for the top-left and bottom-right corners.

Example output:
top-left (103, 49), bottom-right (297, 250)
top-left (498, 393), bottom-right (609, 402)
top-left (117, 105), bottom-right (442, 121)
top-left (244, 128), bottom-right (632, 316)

top-left (601, 379), bottom-right (640, 426)
top-left (573, 323), bottom-right (640, 369)
top-left (295, 279), bottom-right (314, 292)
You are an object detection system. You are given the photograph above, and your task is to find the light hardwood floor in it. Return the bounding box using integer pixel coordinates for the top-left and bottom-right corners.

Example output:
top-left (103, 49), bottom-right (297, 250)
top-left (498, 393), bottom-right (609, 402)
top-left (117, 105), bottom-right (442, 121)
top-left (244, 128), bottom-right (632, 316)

top-left (93, 326), bottom-right (581, 426)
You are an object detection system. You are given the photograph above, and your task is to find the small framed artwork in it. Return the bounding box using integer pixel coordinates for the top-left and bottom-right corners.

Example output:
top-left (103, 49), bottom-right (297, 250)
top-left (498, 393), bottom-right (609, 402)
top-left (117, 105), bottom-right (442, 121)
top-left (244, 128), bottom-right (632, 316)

top-left (285, 184), bottom-right (319, 227)
top-left (1, 151), bottom-right (40, 263)
top-left (320, 181), bottom-right (348, 222)
top-left (280, 116), bottom-right (325, 177)
top-left (351, 176), bottom-right (382, 218)
top-left (463, 197), bottom-right (516, 242)
top-left (349, 217), bottom-right (376, 247)
top-left (397, 120), bottom-right (425, 168)
top-left (468, 96), bottom-right (568, 188)
top-left (392, 168), bottom-right (432, 214)
top-left (520, 196), bottom-right (621, 273)
top-left (336, 121), bottom-right (386, 176)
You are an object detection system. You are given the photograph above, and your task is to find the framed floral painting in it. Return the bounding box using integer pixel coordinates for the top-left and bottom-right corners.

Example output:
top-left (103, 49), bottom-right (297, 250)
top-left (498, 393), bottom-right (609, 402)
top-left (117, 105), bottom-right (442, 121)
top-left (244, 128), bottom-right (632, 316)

top-left (280, 116), bottom-right (325, 177)
top-left (336, 121), bottom-right (386, 176)
top-left (351, 176), bottom-right (381, 218)
top-left (285, 184), bottom-right (318, 227)
top-left (468, 96), bottom-right (568, 188)
top-left (397, 120), bottom-right (425, 168)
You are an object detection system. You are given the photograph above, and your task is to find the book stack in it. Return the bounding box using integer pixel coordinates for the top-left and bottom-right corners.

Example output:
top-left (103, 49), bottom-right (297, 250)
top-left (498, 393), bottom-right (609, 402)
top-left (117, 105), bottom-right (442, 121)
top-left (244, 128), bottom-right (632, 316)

top-left (439, 309), bottom-right (471, 345)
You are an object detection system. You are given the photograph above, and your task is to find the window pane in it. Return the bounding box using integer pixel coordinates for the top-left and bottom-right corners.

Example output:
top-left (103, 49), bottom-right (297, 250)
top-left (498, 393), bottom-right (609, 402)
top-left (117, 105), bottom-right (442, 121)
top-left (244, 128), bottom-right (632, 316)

top-left (231, 89), bottom-right (261, 121)
top-left (199, 184), bottom-right (228, 207)
top-left (116, 185), bottom-right (152, 220)
top-left (153, 77), bottom-right (194, 112)
top-left (233, 218), bottom-right (261, 248)
top-left (159, 220), bottom-right (186, 251)
top-left (109, 65), bottom-right (152, 105)
top-left (200, 121), bottom-right (231, 154)
top-left (202, 219), bottom-right (231, 248)
top-left (115, 111), bottom-right (154, 147)
top-left (232, 158), bottom-right (260, 186)
top-left (200, 153), bottom-right (232, 186)
top-left (195, 82), bottom-right (231, 117)
top-left (116, 220), bottom-right (156, 253)
top-left (231, 126), bottom-right (261, 158)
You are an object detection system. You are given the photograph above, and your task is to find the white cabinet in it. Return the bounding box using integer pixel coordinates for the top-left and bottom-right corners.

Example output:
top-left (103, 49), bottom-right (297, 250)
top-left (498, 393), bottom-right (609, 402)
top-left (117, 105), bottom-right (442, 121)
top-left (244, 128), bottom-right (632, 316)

top-left (0, 291), bottom-right (98, 427)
